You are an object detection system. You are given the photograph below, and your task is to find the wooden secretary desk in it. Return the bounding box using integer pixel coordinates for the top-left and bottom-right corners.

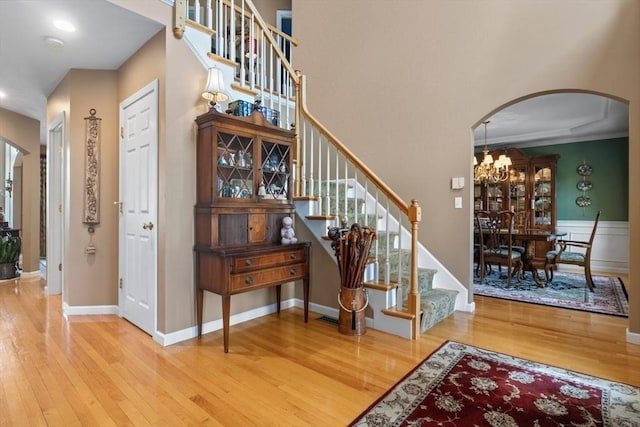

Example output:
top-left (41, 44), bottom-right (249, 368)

top-left (194, 109), bottom-right (310, 353)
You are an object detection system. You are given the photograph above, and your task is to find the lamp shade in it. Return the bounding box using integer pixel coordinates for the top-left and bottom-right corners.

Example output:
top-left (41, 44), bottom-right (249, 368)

top-left (202, 67), bottom-right (229, 102)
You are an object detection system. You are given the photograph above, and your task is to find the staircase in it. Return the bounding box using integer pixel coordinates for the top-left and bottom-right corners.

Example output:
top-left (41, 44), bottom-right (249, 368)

top-left (174, 0), bottom-right (472, 339)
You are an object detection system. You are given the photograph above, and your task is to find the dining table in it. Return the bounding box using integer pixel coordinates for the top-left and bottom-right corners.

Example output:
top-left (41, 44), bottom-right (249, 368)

top-left (509, 229), bottom-right (567, 286)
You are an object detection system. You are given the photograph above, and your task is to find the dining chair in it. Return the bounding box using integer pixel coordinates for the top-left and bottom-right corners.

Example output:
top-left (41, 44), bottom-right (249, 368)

top-left (475, 210), bottom-right (522, 286)
top-left (473, 210), bottom-right (491, 277)
top-left (543, 210), bottom-right (600, 291)
top-left (502, 210), bottom-right (528, 253)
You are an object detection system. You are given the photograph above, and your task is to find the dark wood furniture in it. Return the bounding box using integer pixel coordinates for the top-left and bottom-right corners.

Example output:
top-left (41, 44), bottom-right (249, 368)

top-left (475, 219), bottom-right (566, 287)
top-left (511, 229), bottom-right (567, 286)
top-left (544, 210), bottom-right (600, 291)
top-left (475, 210), bottom-right (523, 287)
top-left (194, 109), bottom-right (311, 352)
top-left (474, 148), bottom-right (558, 264)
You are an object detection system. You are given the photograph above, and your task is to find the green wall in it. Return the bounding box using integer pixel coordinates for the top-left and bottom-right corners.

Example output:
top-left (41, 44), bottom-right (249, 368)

top-left (524, 138), bottom-right (628, 221)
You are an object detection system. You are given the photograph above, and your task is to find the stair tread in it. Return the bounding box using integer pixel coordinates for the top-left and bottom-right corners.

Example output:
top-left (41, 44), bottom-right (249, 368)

top-left (363, 280), bottom-right (398, 291)
top-left (381, 306), bottom-right (416, 320)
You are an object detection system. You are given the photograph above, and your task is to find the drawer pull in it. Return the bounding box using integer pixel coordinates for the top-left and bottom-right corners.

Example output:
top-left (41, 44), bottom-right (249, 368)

top-left (245, 259), bottom-right (253, 266)
top-left (290, 253), bottom-right (297, 260)
top-left (245, 276), bottom-right (253, 285)
top-left (290, 268), bottom-right (297, 276)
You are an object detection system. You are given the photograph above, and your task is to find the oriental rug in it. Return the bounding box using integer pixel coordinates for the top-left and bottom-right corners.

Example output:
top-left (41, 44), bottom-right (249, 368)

top-left (473, 270), bottom-right (628, 317)
top-left (349, 341), bottom-right (640, 426)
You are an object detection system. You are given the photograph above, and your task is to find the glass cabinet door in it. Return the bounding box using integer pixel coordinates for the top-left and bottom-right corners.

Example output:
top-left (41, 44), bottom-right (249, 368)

top-left (487, 182), bottom-right (503, 211)
top-left (260, 140), bottom-right (291, 200)
top-left (474, 183), bottom-right (483, 211)
top-left (216, 132), bottom-right (255, 199)
top-left (509, 166), bottom-right (527, 227)
top-left (533, 165), bottom-right (553, 227)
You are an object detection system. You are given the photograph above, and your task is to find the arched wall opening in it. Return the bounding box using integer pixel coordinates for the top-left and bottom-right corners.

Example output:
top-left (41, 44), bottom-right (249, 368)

top-left (470, 89), bottom-right (630, 300)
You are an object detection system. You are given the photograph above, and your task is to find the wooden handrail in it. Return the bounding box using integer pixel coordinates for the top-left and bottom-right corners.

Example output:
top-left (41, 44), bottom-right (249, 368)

top-left (220, 0), bottom-right (299, 47)
top-left (174, 1), bottom-right (299, 55)
top-left (240, 0), bottom-right (299, 84)
top-left (296, 74), bottom-right (407, 216)
top-left (295, 72), bottom-right (422, 339)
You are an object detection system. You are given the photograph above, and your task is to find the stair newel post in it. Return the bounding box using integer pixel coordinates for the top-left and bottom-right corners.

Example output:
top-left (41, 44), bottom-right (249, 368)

top-left (172, 0), bottom-right (186, 38)
top-left (408, 199), bottom-right (422, 339)
top-left (293, 70), bottom-right (304, 198)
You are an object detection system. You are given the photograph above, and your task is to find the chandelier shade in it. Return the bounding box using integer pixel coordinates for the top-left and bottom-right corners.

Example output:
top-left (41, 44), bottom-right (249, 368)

top-left (474, 120), bottom-right (511, 184)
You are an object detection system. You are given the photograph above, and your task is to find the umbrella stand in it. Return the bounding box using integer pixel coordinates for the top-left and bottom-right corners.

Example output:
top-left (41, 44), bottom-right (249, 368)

top-left (329, 223), bottom-right (376, 335)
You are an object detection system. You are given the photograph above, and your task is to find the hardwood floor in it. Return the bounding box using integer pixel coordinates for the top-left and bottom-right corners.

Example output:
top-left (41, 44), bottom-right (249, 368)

top-left (1, 275), bottom-right (638, 426)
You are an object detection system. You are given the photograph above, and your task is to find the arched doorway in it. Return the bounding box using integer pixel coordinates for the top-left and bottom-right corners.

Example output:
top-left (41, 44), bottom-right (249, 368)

top-left (472, 91), bottom-right (629, 307)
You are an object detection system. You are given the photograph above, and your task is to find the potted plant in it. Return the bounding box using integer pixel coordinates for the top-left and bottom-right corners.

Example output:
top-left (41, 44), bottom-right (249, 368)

top-left (0, 233), bottom-right (21, 279)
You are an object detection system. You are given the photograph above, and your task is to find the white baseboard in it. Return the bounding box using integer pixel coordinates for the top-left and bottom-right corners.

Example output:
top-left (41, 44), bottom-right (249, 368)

top-left (63, 303), bottom-right (119, 317)
top-left (20, 270), bottom-right (40, 280)
top-left (156, 298), bottom-right (300, 347)
top-left (156, 298), bottom-right (377, 347)
top-left (626, 329), bottom-right (640, 345)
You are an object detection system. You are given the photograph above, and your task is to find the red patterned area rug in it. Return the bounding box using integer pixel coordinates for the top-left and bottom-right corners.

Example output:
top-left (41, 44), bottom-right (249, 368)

top-left (349, 341), bottom-right (640, 426)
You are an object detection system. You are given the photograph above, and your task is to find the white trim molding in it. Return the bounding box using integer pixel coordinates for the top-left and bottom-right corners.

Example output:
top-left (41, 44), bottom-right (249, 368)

top-left (63, 303), bottom-right (119, 317)
top-left (556, 219), bottom-right (628, 274)
top-left (626, 329), bottom-right (640, 345)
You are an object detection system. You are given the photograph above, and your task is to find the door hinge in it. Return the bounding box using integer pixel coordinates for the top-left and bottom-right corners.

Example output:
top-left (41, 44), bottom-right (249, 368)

top-left (58, 204), bottom-right (62, 213)
top-left (58, 263), bottom-right (62, 271)
top-left (120, 127), bottom-right (124, 138)
top-left (119, 278), bottom-right (123, 289)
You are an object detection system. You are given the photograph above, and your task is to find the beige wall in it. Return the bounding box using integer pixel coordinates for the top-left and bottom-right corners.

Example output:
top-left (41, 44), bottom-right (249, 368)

top-left (252, 0), bottom-right (291, 27)
top-left (47, 70), bottom-right (119, 306)
top-left (0, 107), bottom-right (40, 273)
top-left (292, 0), bottom-right (640, 334)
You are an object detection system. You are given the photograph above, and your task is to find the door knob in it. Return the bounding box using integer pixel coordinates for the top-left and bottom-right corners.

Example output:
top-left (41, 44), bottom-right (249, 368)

top-left (142, 222), bottom-right (154, 230)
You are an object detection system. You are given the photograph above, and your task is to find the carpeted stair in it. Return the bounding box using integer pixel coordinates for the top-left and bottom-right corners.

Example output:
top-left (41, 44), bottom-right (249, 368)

top-left (309, 180), bottom-right (458, 333)
top-left (379, 251), bottom-right (458, 332)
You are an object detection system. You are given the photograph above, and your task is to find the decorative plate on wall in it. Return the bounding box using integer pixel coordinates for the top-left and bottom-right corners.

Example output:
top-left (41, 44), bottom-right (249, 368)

top-left (577, 163), bottom-right (593, 176)
top-left (576, 195), bottom-right (592, 207)
top-left (577, 180), bottom-right (593, 191)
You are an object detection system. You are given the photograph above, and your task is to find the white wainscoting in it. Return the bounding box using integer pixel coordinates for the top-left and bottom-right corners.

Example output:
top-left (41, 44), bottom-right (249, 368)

top-left (556, 219), bottom-right (629, 274)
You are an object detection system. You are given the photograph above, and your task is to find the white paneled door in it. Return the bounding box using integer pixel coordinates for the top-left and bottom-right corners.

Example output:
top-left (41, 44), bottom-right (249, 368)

top-left (46, 112), bottom-right (65, 296)
top-left (118, 80), bottom-right (158, 336)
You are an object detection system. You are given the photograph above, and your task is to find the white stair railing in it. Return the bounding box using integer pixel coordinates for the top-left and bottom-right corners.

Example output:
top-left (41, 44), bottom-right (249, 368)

top-left (294, 73), bottom-right (422, 338)
top-left (175, 0), bottom-right (299, 127)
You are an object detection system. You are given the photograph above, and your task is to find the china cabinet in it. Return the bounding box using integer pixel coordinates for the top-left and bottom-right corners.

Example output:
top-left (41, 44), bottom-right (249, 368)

top-left (194, 109), bottom-right (310, 352)
top-left (474, 148), bottom-right (558, 264)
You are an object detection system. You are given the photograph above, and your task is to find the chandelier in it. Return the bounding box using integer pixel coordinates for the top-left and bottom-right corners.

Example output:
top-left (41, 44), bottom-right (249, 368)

top-left (473, 120), bottom-right (511, 183)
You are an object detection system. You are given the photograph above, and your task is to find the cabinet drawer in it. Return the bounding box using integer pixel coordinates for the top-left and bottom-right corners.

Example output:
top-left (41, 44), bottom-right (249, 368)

top-left (230, 263), bottom-right (306, 291)
top-left (233, 249), bottom-right (305, 271)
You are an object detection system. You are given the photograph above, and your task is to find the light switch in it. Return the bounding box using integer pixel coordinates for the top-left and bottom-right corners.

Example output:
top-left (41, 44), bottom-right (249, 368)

top-left (451, 177), bottom-right (465, 189)
top-left (454, 197), bottom-right (462, 209)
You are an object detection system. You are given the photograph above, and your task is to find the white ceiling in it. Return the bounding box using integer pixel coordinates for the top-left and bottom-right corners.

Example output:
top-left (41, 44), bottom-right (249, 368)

top-left (0, 2), bottom-right (630, 148)
top-left (474, 93), bottom-right (629, 149)
top-left (0, 0), bottom-right (163, 143)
